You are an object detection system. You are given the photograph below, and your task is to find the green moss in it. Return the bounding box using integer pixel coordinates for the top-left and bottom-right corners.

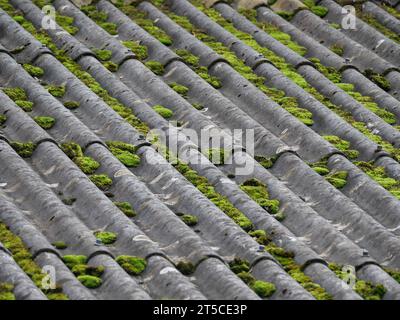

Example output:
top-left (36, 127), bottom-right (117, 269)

top-left (52, 241), bottom-right (67, 250)
top-left (276, 11), bottom-right (294, 20)
top-left (325, 171), bottom-right (348, 189)
top-left (330, 44), bottom-right (344, 56)
top-left (172, 159), bottom-right (253, 231)
top-left (93, 49), bottom-right (112, 61)
top-left (180, 214), bottom-right (198, 226)
top-left (33, 116), bottom-right (56, 129)
top-left (248, 229), bottom-right (271, 245)
top-left (107, 141), bottom-right (141, 167)
top-left (55, 14), bottom-right (78, 35)
top-left (144, 60), bottom-right (165, 75)
top-left (71, 264), bottom-right (105, 277)
top-left (99, 22), bottom-right (118, 35)
top-left (169, 82), bottom-right (189, 96)
top-left (62, 197), bottom-right (76, 206)
top-left (3, 87), bottom-right (27, 101)
top-left (266, 242), bottom-right (332, 299)
top-left (23, 63), bottom-right (44, 77)
top-left (103, 61), bottom-right (118, 72)
top-left (240, 178), bottom-right (280, 215)
top-left (0, 283), bottom-right (15, 300)
top-left (364, 69), bottom-right (391, 92)
top-left (122, 41), bottom-right (148, 60)
top-left (329, 23), bottom-right (341, 29)
top-left (77, 275), bottom-right (102, 289)
top-left (204, 148), bottom-right (228, 165)
top-left (61, 142), bottom-right (83, 159)
top-left (94, 231), bottom-right (117, 245)
top-left (81, 5), bottom-right (108, 22)
top-left (250, 280), bottom-right (276, 298)
top-left (176, 260), bottom-right (195, 275)
top-left (15, 100), bottom-right (33, 112)
top-left (384, 268), bottom-right (400, 284)
top-left (0, 114), bottom-right (7, 125)
top-left (116, 255), bottom-right (147, 275)
top-left (114, 201), bottom-right (136, 217)
top-left (0, 223), bottom-right (68, 299)
top-left (323, 135), bottom-right (359, 159)
top-left (10, 142), bottom-right (36, 158)
top-left (45, 85), bottom-right (65, 98)
top-left (153, 105), bottom-right (173, 119)
top-left (62, 255), bottom-right (88, 268)
top-left (63, 101), bottom-right (80, 109)
top-left (73, 156), bottom-right (100, 174)
top-left (89, 174), bottom-right (113, 190)
top-left (229, 257), bottom-right (250, 274)
top-left (254, 155), bottom-right (277, 169)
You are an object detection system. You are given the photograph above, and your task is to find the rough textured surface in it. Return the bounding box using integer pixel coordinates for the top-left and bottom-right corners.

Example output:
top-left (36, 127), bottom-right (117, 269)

top-left (0, 0), bottom-right (400, 300)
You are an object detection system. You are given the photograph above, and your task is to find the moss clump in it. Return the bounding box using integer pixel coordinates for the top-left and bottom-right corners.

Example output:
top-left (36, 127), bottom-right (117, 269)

top-left (0, 283), bottom-right (15, 300)
top-left (93, 231), bottom-right (117, 245)
top-left (45, 85), bottom-right (65, 98)
top-left (251, 280), bottom-right (276, 298)
top-left (204, 148), bottom-right (228, 165)
top-left (99, 22), bottom-right (118, 35)
top-left (144, 60), bottom-right (165, 75)
top-left (169, 82), bottom-right (189, 96)
top-left (10, 142), bottom-right (36, 158)
top-left (248, 229), bottom-right (271, 245)
top-left (229, 257), bottom-right (276, 297)
top-left (71, 264), bottom-right (105, 278)
top-left (364, 69), bottom-right (391, 92)
top-left (311, 6), bottom-right (329, 17)
top-left (330, 44), bottom-right (344, 56)
top-left (62, 197), bottom-right (76, 206)
top-left (266, 242), bottom-right (332, 299)
top-left (0, 223), bottom-right (68, 299)
top-left (33, 116), bottom-right (56, 129)
top-left (254, 155), bottom-right (277, 169)
top-left (114, 201), bottom-right (136, 217)
top-left (325, 171), bottom-right (348, 189)
top-left (93, 49), bottom-right (112, 61)
top-left (77, 275), bottom-right (102, 289)
top-left (323, 135), bottom-right (359, 159)
top-left (172, 159), bottom-right (253, 231)
top-left (116, 255), bottom-right (147, 275)
top-left (122, 41), bottom-right (148, 60)
top-left (52, 241), bottom-right (67, 250)
top-left (89, 174), bottom-right (113, 190)
top-left (61, 142), bottom-right (83, 159)
top-left (284, 104), bottom-right (314, 126)
top-left (15, 100), bottom-right (34, 112)
top-left (62, 255), bottom-right (88, 268)
top-left (180, 214), bottom-right (198, 226)
top-left (103, 61), bottom-right (118, 72)
top-left (55, 14), bottom-right (78, 35)
top-left (240, 179), bottom-right (280, 215)
top-left (73, 156), bottom-right (100, 174)
top-left (107, 141), bottom-right (141, 167)
top-left (3, 87), bottom-right (27, 101)
top-left (63, 101), bottom-right (80, 109)
top-left (23, 63), bottom-right (44, 77)
top-left (0, 114), bottom-right (6, 125)
top-left (176, 260), bottom-right (195, 275)
top-left (384, 268), bottom-right (400, 284)
top-left (153, 105), bottom-right (173, 119)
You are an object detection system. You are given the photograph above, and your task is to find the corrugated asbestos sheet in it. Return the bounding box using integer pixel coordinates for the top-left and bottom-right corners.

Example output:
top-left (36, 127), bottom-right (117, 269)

top-left (0, 0), bottom-right (400, 300)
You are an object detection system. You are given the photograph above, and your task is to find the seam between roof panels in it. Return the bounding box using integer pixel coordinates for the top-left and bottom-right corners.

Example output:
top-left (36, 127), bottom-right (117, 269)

top-left (0, 245), bottom-right (12, 256)
top-left (194, 254), bottom-right (229, 269)
top-left (355, 261), bottom-right (382, 272)
top-left (163, 56), bottom-right (185, 69)
top-left (87, 250), bottom-right (115, 263)
top-left (31, 248), bottom-right (62, 260)
top-left (300, 258), bottom-right (329, 272)
top-left (250, 256), bottom-right (282, 270)
top-left (145, 252), bottom-right (177, 265)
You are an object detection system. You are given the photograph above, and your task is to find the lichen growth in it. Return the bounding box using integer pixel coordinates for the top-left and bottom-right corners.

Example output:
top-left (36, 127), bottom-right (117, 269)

top-left (116, 255), bottom-right (147, 275)
top-left (33, 116), bottom-right (56, 129)
top-left (114, 201), bottom-right (136, 217)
